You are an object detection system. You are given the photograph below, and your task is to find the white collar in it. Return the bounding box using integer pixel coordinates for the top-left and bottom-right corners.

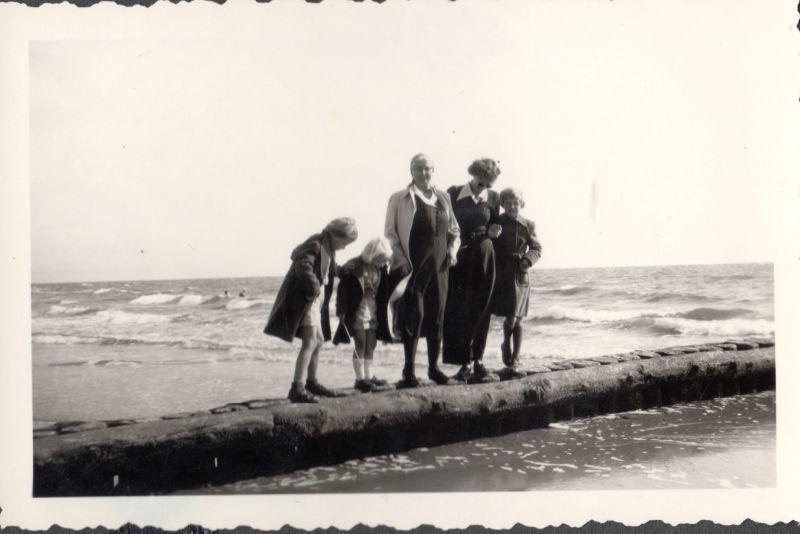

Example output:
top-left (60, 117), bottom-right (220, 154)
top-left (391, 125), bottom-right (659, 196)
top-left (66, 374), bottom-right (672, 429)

top-left (411, 184), bottom-right (439, 206)
top-left (457, 182), bottom-right (488, 203)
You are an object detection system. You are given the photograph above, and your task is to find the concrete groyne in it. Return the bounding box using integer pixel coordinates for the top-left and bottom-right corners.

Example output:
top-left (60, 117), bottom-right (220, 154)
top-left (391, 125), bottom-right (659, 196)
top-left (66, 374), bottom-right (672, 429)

top-left (33, 338), bottom-right (775, 496)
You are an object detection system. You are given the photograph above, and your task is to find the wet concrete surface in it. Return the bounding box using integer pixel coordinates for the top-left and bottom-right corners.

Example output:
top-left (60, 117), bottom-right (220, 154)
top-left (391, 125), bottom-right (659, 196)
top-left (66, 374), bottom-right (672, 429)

top-left (183, 391), bottom-right (775, 493)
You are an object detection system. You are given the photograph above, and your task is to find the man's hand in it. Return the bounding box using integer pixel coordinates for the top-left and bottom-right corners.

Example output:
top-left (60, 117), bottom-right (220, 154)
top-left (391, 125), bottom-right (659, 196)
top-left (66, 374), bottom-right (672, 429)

top-left (488, 224), bottom-right (503, 239)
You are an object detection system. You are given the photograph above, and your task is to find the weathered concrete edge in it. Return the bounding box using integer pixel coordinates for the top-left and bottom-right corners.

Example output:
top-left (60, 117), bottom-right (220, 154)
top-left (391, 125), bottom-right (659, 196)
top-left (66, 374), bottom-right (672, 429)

top-left (33, 345), bottom-right (775, 496)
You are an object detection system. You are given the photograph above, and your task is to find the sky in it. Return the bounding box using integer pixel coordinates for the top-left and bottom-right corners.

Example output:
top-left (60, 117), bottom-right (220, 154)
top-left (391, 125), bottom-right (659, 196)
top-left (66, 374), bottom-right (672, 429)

top-left (28, 3), bottom-right (786, 283)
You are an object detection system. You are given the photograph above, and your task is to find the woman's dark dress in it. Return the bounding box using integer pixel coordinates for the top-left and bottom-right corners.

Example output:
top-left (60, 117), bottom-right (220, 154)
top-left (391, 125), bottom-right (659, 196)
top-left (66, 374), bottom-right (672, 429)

top-left (491, 214), bottom-right (542, 318)
top-left (395, 196), bottom-right (450, 344)
top-left (442, 186), bottom-right (500, 366)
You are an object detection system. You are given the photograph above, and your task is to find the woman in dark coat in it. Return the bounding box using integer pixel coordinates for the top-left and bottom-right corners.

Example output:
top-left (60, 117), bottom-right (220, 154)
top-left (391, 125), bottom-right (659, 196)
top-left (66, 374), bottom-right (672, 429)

top-left (333, 237), bottom-right (393, 392)
top-left (385, 153), bottom-right (461, 388)
top-left (442, 158), bottom-right (503, 383)
top-left (264, 217), bottom-right (358, 403)
top-left (491, 188), bottom-right (542, 374)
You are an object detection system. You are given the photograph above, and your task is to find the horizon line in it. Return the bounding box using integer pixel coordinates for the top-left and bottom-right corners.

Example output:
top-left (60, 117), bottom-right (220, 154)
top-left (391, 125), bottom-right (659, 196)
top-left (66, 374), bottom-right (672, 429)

top-left (31, 260), bottom-right (774, 285)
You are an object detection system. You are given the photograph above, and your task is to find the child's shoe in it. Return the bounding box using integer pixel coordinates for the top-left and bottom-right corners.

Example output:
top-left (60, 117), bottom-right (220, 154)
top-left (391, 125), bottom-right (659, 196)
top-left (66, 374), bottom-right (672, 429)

top-left (355, 379), bottom-right (377, 393)
top-left (288, 382), bottom-right (319, 403)
top-left (505, 365), bottom-right (527, 379)
top-left (370, 376), bottom-right (389, 386)
top-left (306, 379), bottom-right (347, 398)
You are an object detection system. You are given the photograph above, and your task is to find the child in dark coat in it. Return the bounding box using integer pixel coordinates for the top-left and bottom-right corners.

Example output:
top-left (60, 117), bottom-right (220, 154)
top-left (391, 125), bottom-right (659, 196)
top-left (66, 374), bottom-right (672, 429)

top-left (264, 217), bottom-right (359, 403)
top-left (333, 237), bottom-right (393, 392)
top-left (491, 188), bottom-right (542, 375)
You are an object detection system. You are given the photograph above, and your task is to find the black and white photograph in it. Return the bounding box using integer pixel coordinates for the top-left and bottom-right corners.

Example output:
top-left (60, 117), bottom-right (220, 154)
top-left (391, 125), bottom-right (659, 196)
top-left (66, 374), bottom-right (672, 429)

top-left (1, 0), bottom-right (799, 529)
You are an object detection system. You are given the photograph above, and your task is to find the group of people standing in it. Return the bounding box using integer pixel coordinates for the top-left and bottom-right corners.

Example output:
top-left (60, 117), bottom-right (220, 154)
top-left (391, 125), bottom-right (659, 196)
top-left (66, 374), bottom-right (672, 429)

top-left (265, 153), bottom-right (542, 403)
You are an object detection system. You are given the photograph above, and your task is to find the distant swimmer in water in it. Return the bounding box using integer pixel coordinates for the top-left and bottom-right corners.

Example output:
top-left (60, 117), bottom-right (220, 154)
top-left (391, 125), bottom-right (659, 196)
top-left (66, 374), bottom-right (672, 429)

top-left (239, 290), bottom-right (246, 298)
top-left (224, 290), bottom-right (230, 298)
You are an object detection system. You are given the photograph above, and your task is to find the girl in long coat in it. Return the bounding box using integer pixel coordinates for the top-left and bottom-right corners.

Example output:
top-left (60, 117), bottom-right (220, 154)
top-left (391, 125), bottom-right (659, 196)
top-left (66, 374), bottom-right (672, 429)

top-left (333, 237), bottom-right (393, 392)
top-left (442, 158), bottom-right (503, 383)
top-left (264, 217), bottom-right (358, 403)
top-left (491, 188), bottom-right (542, 373)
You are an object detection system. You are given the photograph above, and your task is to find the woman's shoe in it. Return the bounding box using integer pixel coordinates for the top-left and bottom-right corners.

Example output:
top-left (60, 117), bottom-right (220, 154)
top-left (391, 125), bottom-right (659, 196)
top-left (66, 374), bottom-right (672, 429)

top-left (468, 362), bottom-right (500, 384)
top-left (428, 366), bottom-right (451, 385)
top-left (305, 379), bottom-right (347, 398)
top-left (288, 382), bottom-right (319, 403)
top-left (354, 379), bottom-right (376, 393)
top-left (453, 364), bottom-right (472, 383)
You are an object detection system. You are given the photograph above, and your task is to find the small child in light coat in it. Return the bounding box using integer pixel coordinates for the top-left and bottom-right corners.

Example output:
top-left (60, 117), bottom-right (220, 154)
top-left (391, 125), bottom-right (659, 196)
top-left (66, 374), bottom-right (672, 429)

top-left (334, 237), bottom-right (393, 392)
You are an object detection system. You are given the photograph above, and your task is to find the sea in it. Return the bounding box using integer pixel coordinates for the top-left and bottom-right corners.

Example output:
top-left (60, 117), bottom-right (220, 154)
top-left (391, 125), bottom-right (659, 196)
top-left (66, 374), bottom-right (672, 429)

top-left (31, 262), bottom-right (774, 423)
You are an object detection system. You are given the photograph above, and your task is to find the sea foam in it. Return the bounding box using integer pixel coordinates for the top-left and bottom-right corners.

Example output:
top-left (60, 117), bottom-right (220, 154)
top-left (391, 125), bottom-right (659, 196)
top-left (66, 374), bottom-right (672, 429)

top-left (130, 293), bottom-right (181, 305)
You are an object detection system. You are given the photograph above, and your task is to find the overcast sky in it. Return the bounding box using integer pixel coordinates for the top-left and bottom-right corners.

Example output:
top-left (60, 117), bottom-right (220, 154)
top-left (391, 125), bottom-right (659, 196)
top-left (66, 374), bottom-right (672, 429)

top-left (29, 3), bottom-right (784, 283)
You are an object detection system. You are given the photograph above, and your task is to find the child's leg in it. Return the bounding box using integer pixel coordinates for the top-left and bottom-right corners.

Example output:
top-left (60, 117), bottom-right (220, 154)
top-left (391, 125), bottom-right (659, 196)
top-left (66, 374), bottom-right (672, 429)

top-left (353, 331), bottom-right (367, 381)
top-left (362, 330), bottom-right (378, 380)
top-left (511, 317), bottom-right (524, 365)
top-left (305, 326), bottom-right (325, 383)
top-left (501, 316), bottom-right (515, 367)
top-left (293, 326), bottom-right (319, 384)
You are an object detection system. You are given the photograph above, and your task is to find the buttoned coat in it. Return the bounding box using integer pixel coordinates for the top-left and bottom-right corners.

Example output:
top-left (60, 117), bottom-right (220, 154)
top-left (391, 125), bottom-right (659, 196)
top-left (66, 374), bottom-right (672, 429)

top-left (491, 214), bottom-right (542, 317)
top-left (264, 233), bottom-right (336, 342)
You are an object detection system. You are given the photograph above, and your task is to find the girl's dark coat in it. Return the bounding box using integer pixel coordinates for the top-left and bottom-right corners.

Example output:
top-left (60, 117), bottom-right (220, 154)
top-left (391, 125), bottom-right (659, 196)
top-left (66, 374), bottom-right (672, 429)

top-left (264, 233), bottom-right (336, 342)
top-left (332, 257), bottom-right (392, 345)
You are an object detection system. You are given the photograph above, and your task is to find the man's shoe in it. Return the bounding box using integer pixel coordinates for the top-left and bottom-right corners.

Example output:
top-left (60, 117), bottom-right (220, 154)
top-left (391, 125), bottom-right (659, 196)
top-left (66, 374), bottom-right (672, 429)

top-left (288, 382), bottom-right (319, 403)
top-left (428, 366), bottom-right (451, 385)
top-left (306, 379), bottom-right (347, 398)
top-left (397, 375), bottom-right (422, 388)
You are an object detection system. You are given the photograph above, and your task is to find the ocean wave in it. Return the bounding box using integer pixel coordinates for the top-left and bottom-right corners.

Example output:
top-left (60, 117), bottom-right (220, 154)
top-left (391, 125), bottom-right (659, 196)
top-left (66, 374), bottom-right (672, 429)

top-left (92, 310), bottom-right (180, 324)
top-left (225, 298), bottom-right (269, 311)
top-left (537, 284), bottom-right (594, 296)
top-left (129, 293), bottom-right (181, 305)
top-left (673, 307), bottom-right (753, 321)
top-left (93, 288), bottom-right (113, 295)
top-left (178, 294), bottom-right (218, 306)
top-left (46, 304), bottom-right (99, 316)
top-left (645, 292), bottom-right (711, 303)
top-left (529, 305), bottom-right (667, 324)
top-left (618, 316), bottom-right (774, 337)
top-left (33, 334), bottom-right (92, 345)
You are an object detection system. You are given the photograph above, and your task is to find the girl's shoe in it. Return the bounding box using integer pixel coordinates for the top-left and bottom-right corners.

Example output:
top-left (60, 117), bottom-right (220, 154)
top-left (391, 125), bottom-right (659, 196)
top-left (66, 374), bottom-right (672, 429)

top-left (370, 376), bottom-right (389, 386)
top-left (355, 379), bottom-right (377, 393)
top-left (288, 383), bottom-right (319, 403)
top-left (306, 379), bottom-right (347, 398)
top-left (505, 366), bottom-right (527, 379)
